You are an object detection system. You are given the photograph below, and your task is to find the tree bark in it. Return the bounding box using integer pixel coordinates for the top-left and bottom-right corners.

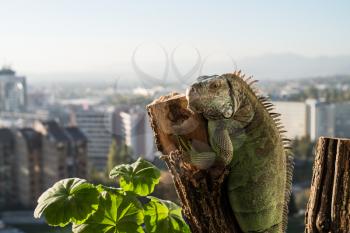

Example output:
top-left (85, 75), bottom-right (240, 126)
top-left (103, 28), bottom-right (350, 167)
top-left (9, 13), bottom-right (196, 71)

top-left (146, 93), bottom-right (242, 233)
top-left (305, 137), bottom-right (350, 233)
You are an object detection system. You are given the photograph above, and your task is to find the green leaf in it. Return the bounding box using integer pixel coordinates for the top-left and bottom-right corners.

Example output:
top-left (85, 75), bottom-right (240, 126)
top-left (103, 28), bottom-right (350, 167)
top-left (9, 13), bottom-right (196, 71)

top-left (144, 197), bottom-right (190, 233)
top-left (72, 191), bottom-right (144, 233)
top-left (109, 157), bottom-right (160, 196)
top-left (96, 184), bottom-right (124, 194)
top-left (34, 178), bottom-right (99, 227)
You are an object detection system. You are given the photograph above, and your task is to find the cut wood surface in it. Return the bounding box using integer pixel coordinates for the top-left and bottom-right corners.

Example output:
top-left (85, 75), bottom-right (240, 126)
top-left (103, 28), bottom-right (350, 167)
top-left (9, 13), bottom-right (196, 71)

top-left (147, 92), bottom-right (241, 233)
top-left (305, 137), bottom-right (350, 233)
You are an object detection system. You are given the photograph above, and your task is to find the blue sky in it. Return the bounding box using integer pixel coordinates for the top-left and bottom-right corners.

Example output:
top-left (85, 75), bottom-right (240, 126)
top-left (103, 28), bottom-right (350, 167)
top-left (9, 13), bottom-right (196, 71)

top-left (0, 0), bottom-right (349, 81)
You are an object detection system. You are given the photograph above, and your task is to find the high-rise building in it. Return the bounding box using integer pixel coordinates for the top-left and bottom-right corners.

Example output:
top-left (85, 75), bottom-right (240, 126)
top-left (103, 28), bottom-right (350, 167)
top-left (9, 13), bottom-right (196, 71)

top-left (34, 121), bottom-right (88, 189)
top-left (0, 129), bottom-right (16, 210)
top-left (14, 128), bottom-right (42, 208)
top-left (114, 106), bottom-right (155, 161)
top-left (0, 122), bottom-right (87, 208)
top-left (70, 108), bottom-right (112, 171)
top-left (272, 101), bottom-right (307, 139)
top-left (0, 67), bottom-right (27, 112)
top-left (65, 127), bottom-right (88, 178)
top-left (71, 109), bottom-right (112, 171)
top-left (333, 102), bottom-right (350, 138)
top-left (306, 100), bottom-right (335, 141)
top-left (305, 100), bottom-right (350, 140)
top-left (271, 100), bottom-right (350, 141)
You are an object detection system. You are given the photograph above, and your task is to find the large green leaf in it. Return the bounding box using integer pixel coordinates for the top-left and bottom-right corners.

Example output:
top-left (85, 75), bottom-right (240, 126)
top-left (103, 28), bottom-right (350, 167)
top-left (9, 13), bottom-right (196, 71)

top-left (109, 157), bottom-right (160, 196)
top-left (72, 190), bottom-right (144, 233)
top-left (144, 197), bottom-right (190, 233)
top-left (34, 178), bottom-right (99, 227)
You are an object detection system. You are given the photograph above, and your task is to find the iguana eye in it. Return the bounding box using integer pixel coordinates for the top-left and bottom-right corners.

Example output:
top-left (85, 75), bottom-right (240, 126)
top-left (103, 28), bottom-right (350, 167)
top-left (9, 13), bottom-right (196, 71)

top-left (209, 82), bottom-right (220, 89)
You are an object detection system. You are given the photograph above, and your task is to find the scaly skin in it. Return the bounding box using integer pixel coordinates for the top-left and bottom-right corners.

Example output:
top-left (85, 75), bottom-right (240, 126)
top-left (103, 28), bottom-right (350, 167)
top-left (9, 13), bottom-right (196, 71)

top-left (184, 73), bottom-right (291, 233)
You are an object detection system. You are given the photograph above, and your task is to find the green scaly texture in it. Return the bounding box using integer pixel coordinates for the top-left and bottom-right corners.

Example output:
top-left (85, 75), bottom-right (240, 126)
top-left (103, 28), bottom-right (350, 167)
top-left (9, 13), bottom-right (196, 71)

top-left (185, 72), bottom-right (293, 233)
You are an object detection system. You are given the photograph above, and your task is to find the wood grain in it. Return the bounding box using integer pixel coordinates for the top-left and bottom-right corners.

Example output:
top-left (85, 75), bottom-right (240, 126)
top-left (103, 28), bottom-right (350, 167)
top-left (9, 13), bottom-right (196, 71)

top-left (305, 137), bottom-right (350, 233)
top-left (146, 93), bottom-right (241, 233)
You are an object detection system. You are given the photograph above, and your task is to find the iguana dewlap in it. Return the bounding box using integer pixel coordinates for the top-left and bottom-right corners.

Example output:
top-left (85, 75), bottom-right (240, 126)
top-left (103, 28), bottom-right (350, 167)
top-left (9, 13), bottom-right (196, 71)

top-left (184, 72), bottom-right (293, 233)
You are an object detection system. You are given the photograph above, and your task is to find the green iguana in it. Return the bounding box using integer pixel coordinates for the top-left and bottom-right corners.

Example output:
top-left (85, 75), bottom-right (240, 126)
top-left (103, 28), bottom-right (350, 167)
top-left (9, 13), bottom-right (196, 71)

top-left (182, 71), bottom-right (294, 233)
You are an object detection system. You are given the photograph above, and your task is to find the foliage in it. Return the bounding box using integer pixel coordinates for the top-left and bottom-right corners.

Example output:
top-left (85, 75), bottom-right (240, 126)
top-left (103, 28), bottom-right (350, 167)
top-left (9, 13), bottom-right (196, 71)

top-left (34, 178), bottom-right (99, 227)
top-left (284, 86), bottom-right (350, 102)
top-left (144, 197), bottom-right (190, 233)
top-left (107, 139), bottom-right (119, 173)
top-left (291, 136), bottom-right (315, 160)
top-left (34, 158), bottom-right (190, 233)
top-left (107, 138), bottom-right (133, 173)
top-left (110, 158), bottom-right (160, 196)
top-left (287, 215), bottom-right (305, 233)
top-left (288, 193), bottom-right (298, 217)
top-left (72, 190), bottom-right (144, 233)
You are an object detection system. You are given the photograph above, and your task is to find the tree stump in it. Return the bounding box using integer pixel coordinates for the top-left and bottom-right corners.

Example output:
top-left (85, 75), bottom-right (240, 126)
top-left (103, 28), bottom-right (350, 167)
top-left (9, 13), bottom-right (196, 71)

top-left (146, 93), bottom-right (242, 233)
top-left (305, 137), bottom-right (350, 233)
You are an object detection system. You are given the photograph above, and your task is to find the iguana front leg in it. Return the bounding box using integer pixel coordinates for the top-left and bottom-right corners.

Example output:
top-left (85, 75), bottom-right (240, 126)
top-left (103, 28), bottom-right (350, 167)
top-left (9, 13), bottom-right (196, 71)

top-left (178, 122), bottom-right (233, 169)
top-left (209, 121), bottom-right (234, 166)
top-left (177, 136), bottom-right (216, 169)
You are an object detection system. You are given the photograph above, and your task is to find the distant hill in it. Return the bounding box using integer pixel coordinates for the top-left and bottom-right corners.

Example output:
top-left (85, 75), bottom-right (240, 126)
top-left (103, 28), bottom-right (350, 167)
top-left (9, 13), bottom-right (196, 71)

top-left (239, 53), bottom-right (350, 80)
top-left (28, 53), bottom-right (350, 86)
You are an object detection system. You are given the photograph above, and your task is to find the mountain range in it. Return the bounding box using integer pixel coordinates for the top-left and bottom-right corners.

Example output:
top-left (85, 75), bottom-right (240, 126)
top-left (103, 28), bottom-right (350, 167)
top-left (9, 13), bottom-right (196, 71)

top-left (28, 53), bottom-right (350, 86)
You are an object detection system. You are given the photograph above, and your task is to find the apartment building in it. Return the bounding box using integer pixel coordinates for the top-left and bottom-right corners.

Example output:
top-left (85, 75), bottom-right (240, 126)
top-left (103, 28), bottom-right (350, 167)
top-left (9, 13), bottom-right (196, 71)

top-left (15, 128), bottom-right (42, 208)
top-left (34, 121), bottom-right (88, 189)
top-left (0, 129), bottom-right (16, 210)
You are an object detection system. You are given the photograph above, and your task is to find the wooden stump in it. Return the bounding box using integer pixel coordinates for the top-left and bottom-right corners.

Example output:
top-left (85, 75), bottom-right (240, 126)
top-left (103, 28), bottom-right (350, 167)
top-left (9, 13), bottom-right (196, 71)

top-left (146, 93), bottom-right (241, 233)
top-left (305, 137), bottom-right (350, 233)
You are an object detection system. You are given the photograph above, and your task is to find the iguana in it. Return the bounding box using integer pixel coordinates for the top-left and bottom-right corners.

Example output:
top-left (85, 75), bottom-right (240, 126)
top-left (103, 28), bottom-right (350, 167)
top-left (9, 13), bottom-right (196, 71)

top-left (181, 71), bottom-right (294, 233)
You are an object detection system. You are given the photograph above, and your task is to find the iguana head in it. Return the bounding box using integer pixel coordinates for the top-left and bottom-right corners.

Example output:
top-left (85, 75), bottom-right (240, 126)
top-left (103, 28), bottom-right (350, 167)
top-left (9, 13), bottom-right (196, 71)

top-left (186, 75), bottom-right (235, 120)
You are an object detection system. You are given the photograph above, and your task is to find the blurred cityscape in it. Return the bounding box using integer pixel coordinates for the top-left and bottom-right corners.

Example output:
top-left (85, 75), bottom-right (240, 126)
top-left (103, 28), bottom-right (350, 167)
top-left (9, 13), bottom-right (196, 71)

top-left (0, 66), bottom-right (350, 233)
top-left (1, 0), bottom-right (349, 232)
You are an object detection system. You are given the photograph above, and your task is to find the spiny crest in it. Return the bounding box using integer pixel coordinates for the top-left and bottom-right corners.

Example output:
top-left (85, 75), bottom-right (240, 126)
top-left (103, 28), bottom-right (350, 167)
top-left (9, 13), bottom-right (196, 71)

top-left (283, 151), bottom-right (294, 232)
top-left (229, 70), bottom-right (294, 232)
top-left (229, 70), bottom-right (292, 148)
top-left (231, 70), bottom-right (260, 94)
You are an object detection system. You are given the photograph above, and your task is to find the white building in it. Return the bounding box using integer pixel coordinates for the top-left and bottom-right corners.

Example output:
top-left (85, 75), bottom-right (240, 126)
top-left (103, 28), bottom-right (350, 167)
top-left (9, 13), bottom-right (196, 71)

top-left (272, 101), bottom-right (307, 139)
top-left (333, 102), bottom-right (350, 138)
top-left (114, 106), bottom-right (155, 161)
top-left (305, 100), bottom-right (335, 141)
top-left (71, 108), bottom-right (113, 171)
top-left (306, 100), bottom-right (350, 140)
top-left (274, 99), bottom-right (350, 141)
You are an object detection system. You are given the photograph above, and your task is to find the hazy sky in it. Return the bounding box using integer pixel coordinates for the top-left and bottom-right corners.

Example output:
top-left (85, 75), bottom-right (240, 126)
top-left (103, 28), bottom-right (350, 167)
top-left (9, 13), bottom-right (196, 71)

top-left (0, 0), bottom-right (349, 82)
